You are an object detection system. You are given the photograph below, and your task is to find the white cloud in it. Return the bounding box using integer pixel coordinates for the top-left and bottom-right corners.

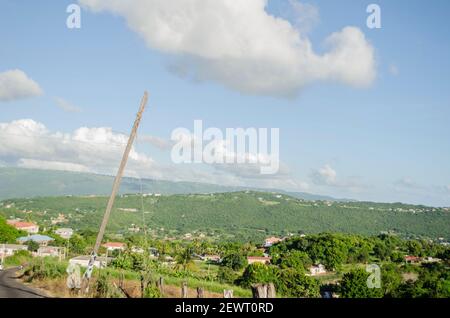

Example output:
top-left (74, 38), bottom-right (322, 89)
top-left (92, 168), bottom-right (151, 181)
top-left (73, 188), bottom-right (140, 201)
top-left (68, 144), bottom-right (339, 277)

top-left (18, 159), bottom-right (91, 173)
top-left (137, 134), bottom-right (174, 150)
top-left (54, 97), bottom-right (82, 113)
top-left (0, 69), bottom-right (43, 102)
top-left (288, 0), bottom-right (320, 34)
top-left (0, 119), bottom-right (154, 176)
top-left (310, 164), bottom-right (367, 193)
top-left (79, 0), bottom-right (376, 96)
top-left (0, 119), bottom-right (307, 192)
top-left (312, 164), bottom-right (337, 185)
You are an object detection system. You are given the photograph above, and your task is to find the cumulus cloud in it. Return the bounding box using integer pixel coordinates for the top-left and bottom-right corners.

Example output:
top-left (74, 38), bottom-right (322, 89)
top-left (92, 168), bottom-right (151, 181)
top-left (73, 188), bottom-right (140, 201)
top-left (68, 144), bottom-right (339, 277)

top-left (311, 164), bottom-right (337, 186)
top-left (79, 0), bottom-right (376, 96)
top-left (286, 0), bottom-right (320, 34)
top-left (0, 69), bottom-right (43, 102)
top-left (54, 97), bottom-right (82, 113)
top-left (0, 119), bottom-right (307, 191)
top-left (0, 119), bottom-right (154, 176)
top-left (310, 164), bottom-right (367, 192)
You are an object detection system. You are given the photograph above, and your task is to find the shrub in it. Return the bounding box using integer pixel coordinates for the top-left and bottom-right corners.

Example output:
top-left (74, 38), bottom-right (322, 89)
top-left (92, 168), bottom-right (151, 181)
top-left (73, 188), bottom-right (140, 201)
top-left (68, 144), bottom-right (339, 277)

top-left (221, 253), bottom-right (247, 271)
top-left (277, 269), bottom-right (320, 298)
top-left (23, 257), bottom-right (67, 282)
top-left (217, 266), bottom-right (237, 284)
top-left (238, 263), bottom-right (279, 288)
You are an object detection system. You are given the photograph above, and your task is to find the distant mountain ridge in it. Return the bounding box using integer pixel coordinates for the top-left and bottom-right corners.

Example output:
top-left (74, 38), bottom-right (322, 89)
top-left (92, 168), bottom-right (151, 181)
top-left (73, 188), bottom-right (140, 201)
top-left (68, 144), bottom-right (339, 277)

top-left (0, 167), bottom-right (344, 202)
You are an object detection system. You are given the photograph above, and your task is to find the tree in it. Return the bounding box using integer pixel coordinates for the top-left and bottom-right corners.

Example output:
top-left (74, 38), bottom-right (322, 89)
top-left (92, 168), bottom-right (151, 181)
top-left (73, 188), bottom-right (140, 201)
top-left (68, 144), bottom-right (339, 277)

top-left (221, 253), bottom-right (247, 271)
top-left (217, 266), bottom-right (237, 284)
top-left (175, 246), bottom-right (195, 271)
top-left (339, 269), bottom-right (383, 298)
top-left (381, 264), bottom-right (403, 297)
top-left (238, 263), bottom-right (278, 288)
top-left (277, 269), bottom-right (320, 298)
top-left (373, 241), bottom-right (391, 261)
top-left (26, 240), bottom-right (40, 252)
top-left (0, 217), bottom-right (25, 243)
top-left (68, 234), bottom-right (87, 255)
top-left (278, 250), bottom-right (312, 273)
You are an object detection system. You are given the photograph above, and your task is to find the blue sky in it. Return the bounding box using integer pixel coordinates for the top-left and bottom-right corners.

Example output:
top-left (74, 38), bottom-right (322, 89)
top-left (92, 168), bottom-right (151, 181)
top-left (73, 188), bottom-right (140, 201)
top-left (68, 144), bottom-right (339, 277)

top-left (0, 0), bottom-right (449, 206)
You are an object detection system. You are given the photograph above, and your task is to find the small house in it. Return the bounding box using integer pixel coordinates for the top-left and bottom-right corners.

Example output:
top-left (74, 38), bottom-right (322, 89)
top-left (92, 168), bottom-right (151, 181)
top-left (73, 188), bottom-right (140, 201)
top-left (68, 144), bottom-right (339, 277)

top-left (0, 244), bottom-right (28, 257)
top-left (308, 264), bottom-right (327, 276)
top-left (263, 237), bottom-right (283, 248)
top-left (55, 228), bottom-right (73, 239)
top-left (17, 234), bottom-right (54, 246)
top-left (102, 242), bottom-right (126, 251)
top-left (69, 255), bottom-right (112, 268)
top-left (247, 256), bottom-right (272, 265)
top-left (7, 220), bottom-right (39, 234)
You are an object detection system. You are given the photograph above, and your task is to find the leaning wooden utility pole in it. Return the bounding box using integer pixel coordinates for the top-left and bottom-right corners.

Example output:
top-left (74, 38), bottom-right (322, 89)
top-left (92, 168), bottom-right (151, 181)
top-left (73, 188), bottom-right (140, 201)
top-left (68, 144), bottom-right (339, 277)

top-left (82, 91), bottom-right (149, 292)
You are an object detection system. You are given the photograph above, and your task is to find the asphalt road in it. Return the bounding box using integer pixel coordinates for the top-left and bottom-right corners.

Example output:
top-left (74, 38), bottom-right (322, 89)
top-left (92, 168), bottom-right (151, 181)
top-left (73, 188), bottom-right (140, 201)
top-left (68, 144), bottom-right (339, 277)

top-left (0, 268), bottom-right (47, 298)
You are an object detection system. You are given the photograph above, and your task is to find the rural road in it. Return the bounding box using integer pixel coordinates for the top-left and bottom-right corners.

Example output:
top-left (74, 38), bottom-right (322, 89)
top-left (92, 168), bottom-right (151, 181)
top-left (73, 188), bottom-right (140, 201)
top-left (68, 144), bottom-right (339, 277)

top-left (0, 268), bottom-right (47, 298)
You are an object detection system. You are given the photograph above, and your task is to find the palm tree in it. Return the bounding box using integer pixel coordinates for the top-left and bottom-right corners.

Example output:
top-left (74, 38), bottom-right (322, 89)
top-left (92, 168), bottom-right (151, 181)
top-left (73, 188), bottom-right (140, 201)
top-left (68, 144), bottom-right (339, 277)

top-left (175, 247), bottom-right (195, 271)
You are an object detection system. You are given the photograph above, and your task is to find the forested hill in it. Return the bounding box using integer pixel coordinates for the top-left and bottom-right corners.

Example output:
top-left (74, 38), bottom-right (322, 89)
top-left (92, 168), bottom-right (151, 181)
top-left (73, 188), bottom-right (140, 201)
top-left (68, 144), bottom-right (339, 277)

top-left (1, 191), bottom-right (449, 241)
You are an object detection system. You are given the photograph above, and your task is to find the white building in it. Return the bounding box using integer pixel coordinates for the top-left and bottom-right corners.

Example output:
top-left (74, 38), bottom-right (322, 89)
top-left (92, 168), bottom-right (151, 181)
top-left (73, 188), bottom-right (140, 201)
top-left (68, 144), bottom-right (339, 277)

top-left (35, 246), bottom-right (66, 259)
top-left (55, 228), bottom-right (74, 239)
top-left (69, 255), bottom-right (112, 268)
top-left (309, 264), bottom-right (327, 276)
top-left (0, 244), bottom-right (28, 257)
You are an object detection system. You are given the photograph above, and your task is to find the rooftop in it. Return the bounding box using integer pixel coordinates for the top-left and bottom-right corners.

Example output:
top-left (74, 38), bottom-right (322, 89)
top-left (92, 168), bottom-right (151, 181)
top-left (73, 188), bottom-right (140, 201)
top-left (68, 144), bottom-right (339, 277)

top-left (17, 234), bottom-right (54, 243)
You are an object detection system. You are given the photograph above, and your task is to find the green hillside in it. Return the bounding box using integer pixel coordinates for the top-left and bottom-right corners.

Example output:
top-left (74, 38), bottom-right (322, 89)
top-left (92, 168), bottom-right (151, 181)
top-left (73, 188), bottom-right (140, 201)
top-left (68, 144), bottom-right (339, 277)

top-left (1, 191), bottom-right (449, 241)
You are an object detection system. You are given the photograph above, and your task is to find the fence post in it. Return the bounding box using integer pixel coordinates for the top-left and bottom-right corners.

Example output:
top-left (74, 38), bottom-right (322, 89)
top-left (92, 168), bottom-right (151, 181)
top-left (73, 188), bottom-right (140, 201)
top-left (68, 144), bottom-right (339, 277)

top-left (252, 283), bottom-right (276, 298)
top-left (224, 289), bottom-right (233, 298)
top-left (267, 283), bottom-right (276, 298)
top-left (157, 276), bottom-right (164, 295)
top-left (181, 282), bottom-right (188, 298)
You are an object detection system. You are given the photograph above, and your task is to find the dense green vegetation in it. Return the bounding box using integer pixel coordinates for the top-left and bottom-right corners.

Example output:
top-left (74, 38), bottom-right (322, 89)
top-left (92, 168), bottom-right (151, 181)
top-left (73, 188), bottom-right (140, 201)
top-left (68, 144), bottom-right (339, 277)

top-left (1, 191), bottom-right (449, 241)
top-left (0, 216), bottom-right (24, 242)
top-left (5, 230), bottom-right (450, 298)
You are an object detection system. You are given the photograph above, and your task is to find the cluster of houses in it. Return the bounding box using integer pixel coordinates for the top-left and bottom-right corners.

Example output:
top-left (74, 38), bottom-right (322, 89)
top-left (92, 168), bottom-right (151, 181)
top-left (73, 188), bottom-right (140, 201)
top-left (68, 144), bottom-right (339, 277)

top-left (0, 220), bottom-right (73, 260)
top-left (404, 255), bottom-right (441, 264)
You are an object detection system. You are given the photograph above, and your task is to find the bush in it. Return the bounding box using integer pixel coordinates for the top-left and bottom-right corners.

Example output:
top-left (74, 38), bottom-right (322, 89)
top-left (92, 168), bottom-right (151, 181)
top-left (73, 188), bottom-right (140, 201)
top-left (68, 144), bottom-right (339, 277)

top-left (143, 284), bottom-right (162, 298)
top-left (93, 272), bottom-right (123, 298)
top-left (277, 269), bottom-right (320, 298)
top-left (221, 253), bottom-right (247, 271)
top-left (217, 266), bottom-right (237, 284)
top-left (238, 263), bottom-right (279, 288)
top-left (339, 268), bottom-right (383, 298)
top-left (278, 250), bottom-right (312, 273)
top-left (4, 250), bottom-right (32, 267)
top-left (23, 257), bottom-right (67, 282)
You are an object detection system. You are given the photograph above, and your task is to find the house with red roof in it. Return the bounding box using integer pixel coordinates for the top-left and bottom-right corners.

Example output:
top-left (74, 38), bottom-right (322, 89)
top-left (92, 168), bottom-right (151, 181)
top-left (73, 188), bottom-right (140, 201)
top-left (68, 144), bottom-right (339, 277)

top-left (7, 220), bottom-right (39, 234)
top-left (102, 242), bottom-right (126, 251)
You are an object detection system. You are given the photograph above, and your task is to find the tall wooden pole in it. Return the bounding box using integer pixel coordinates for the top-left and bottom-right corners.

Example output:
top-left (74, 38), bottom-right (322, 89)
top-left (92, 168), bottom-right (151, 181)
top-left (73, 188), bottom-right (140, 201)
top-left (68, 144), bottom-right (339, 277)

top-left (82, 92), bottom-right (149, 285)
